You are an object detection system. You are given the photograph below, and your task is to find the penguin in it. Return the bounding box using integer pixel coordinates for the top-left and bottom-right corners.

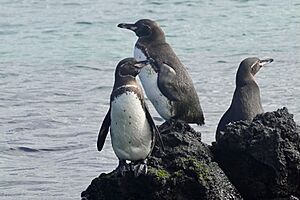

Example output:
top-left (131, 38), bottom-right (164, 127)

top-left (117, 19), bottom-right (205, 127)
top-left (216, 57), bottom-right (274, 141)
top-left (97, 58), bottom-right (164, 177)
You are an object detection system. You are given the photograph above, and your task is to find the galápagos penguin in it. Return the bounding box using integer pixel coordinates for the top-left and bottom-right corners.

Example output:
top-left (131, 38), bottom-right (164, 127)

top-left (216, 57), bottom-right (274, 141)
top-left (97, 58), bottom-right (164, 176)
top-left (117, 19), bottom-right (205, 129)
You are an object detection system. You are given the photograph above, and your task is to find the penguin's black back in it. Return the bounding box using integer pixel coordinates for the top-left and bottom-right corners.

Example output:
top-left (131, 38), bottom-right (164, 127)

top-left (144, 41), bottom-right (204, 125)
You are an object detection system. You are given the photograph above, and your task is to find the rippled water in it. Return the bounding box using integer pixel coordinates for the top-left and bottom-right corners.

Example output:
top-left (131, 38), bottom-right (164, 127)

top-left (1, 0), bottom-right (299, 199)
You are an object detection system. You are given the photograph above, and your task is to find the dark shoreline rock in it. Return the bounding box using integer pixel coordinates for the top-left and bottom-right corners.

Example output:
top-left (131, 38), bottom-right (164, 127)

top-left (81, 107), bottom-right (300, 200)
top-left (213, 107), bottom-right (300, 200)
top-left (81, 121), bottom-right (242, 200)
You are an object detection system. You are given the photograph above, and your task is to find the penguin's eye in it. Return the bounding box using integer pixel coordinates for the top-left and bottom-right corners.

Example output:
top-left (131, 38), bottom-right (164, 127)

top-left (118, 64), bottom-right (136, 77)
top-left (136, 24), bottom-right (152, 37)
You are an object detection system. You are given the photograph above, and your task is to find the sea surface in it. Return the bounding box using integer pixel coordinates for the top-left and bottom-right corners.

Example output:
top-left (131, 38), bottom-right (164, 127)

top-left (0, 0), bottom-right (299, 199)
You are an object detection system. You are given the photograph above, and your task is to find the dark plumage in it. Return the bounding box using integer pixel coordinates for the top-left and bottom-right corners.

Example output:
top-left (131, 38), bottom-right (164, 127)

top-left (118, 19), bottom-right (204, 125)
top-left (216, 57), bottom-right (274, 141)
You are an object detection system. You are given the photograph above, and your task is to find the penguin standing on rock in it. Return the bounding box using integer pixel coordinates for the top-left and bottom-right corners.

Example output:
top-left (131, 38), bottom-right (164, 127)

top-left (216, 57), bottom-right (274, 141)
top-left (117, 19), bottom-right (205, 128)
top-left (97, 58), bottom-right (164, 177)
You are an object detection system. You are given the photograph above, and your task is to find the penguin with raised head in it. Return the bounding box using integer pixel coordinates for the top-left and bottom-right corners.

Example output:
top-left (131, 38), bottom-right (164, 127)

top-left (117, 19), bottom-right (205, 128)
top-left (97, 58), bottom-right (163, 177)
top-left (216, 57), bottom-right (274, 141)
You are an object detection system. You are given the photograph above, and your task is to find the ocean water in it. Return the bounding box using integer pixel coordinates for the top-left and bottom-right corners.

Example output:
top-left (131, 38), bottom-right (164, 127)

top-left (0, 0), bottom-right (299, 199)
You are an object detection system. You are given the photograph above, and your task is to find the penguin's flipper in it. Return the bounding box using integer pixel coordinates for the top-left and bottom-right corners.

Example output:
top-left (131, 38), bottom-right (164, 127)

top-left (216, 108), bottom-right (232, 141)
top-left (144, 104), bottom-right (164, 151)
top-left (97, 108), bottom-right (111, 151)
top-left (157, 63), bottom-right (181, 101)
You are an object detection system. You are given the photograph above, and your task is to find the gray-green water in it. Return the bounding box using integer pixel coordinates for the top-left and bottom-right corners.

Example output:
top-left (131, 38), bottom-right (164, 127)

top-left (1, 0), bottom-right (299, 199)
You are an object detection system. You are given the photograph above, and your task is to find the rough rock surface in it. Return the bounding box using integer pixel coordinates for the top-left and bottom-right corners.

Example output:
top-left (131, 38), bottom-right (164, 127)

top-left (213, 107), bottom-right (300, 200)
top-left (81, 121), bottom-right (242, 200)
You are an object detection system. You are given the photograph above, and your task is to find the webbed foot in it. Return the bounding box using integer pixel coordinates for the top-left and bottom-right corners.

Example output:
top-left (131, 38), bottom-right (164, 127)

top-left (115, 160), bottom-right (130, 176)
top-left (132, 160), bottom-right (148, 177)
top-left (160, 119), bottom-right (187, 133)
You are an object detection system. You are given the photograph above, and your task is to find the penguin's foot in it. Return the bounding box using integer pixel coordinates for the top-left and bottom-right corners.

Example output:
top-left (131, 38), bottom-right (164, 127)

top-left (132, 160), bottom-right (148, 177)
top-left (159, 119), bottom-right (175, 133)
top-left (115, 160), bottom-right (130, 176)
top-left (160, 119), bottom-right (188, 133)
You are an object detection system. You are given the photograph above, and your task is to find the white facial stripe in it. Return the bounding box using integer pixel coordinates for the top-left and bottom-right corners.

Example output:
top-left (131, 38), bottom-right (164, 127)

top-left (250, 61), bottom-right (259, 69)
top-left (116, 85), bottom-right (139, 90)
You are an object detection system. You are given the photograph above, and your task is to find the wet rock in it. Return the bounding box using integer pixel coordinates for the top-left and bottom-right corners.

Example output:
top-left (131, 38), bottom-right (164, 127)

top-left (81, 121), bottom-right (242, 200)
top-left (213, 107), bottom-right (300, 200)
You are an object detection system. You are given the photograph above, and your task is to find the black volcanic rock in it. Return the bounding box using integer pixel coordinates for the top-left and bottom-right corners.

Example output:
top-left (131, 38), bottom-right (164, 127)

top-left (81, 121), bottom-right (242, 200)
top-left (213, 107), bottom-right (300, 200)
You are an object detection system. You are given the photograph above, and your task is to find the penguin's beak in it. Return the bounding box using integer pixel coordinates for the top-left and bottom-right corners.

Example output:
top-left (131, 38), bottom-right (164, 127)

top-left (259, 58), bottom-right (274, 67)
top-left (117, 23), bottom-right (137, 31)
top-left (134, 60), bottom-right (149, 69)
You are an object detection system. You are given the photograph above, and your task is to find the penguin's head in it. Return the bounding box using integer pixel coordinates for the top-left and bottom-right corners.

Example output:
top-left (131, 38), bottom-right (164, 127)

top-left (236, 57), bottom-right (273, 85)
top-left (117, 19), bottom-right (165, 41)
top-left (116, 58), bottom-right (149, 78)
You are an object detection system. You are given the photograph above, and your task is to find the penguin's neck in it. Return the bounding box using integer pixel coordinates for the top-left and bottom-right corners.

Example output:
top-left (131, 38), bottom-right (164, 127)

top-left (232, 83), bottom-right (263, 119)
top-left (113, 77), bottom-right (138, 91)
top-left (137, 32), bottom-right (166, 47)
top-left (234, 82), bottom-right (262, 108)
top-left (236, 74), bottom-right (256, 87)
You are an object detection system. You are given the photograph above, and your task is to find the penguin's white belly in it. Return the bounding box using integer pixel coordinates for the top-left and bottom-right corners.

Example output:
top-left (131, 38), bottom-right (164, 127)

top-left (110, 91), bottom-right (152, 161)
top-left (134, 46), bottom-right (173, 120)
